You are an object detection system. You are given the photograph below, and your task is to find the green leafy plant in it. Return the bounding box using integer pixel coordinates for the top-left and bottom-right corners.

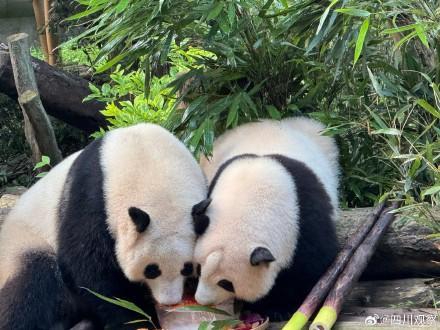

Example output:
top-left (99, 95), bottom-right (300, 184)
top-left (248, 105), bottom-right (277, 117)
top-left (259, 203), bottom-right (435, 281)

top-left (85, 65), bottom-right (175, 138)
top-left (71, 0), bottom-right (439, 232)
top-left (33, 155), bottom-right (51, 178)
top-left (83, 288), bottom-right (157, 328)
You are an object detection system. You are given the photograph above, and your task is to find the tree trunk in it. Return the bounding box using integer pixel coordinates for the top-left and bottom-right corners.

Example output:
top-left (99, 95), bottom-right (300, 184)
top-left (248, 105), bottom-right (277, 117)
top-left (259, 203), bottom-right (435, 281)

top-left (0, 46), bottom-right (107, 134)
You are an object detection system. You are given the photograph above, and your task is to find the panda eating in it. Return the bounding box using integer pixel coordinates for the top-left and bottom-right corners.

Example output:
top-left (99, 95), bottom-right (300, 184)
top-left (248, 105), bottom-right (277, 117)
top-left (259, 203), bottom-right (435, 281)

top-left (0, 123), bottom-right (207, 329)
top-left (192, 117), bottom-right (340, 321)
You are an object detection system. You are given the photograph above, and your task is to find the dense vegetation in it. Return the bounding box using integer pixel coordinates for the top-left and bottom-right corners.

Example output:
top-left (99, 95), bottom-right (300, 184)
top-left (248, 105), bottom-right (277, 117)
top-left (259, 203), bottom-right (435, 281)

top-left (64, 1), bottom-right (439, 231)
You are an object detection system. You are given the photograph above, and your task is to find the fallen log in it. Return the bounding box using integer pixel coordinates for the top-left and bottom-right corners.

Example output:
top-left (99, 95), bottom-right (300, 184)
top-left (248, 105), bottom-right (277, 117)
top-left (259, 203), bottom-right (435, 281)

top-left (343, 278), bottom-right (439, 308)
top-left (337, 207), bottom-right (440, 280)
top-left (0, 204), bottom-right (438, 279)
top-left (0, 46), bottom-right (107, 133)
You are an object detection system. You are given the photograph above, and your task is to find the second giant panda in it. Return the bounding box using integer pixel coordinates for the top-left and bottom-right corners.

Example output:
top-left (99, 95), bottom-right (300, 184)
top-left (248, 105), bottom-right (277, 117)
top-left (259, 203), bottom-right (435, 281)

top-left (192, 117), bottom-right (339, 321)
top-left (0, 123), bottom-right (207, 329)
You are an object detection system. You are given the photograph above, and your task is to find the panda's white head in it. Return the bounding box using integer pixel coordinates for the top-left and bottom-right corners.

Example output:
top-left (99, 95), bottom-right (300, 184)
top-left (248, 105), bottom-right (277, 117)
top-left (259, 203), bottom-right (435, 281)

top-left (193, 157), bottom-right (299, 305)
top-left (115, 205), bottom-right (196, 306)
top-left (101, 123), bottom-right (207, 306)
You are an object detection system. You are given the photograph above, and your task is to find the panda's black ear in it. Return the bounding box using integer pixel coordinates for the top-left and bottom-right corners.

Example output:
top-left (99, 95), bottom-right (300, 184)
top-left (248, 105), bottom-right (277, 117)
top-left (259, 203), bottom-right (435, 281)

top-left (128, 207), bottom-right (150, 233)
top-left (192, 198), bottom-right (212, 236)
top-left (250, 247), bottom-right (276, 266)
top-left (192, 198), bottom-right (212, 215)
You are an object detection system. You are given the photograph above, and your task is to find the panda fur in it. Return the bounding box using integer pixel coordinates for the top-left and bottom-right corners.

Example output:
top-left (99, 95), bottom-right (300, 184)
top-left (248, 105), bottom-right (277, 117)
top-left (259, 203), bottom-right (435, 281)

top-left (0, 123), bottom-right (207, 329)
top-left (193, 117), bottom-right (339, 321)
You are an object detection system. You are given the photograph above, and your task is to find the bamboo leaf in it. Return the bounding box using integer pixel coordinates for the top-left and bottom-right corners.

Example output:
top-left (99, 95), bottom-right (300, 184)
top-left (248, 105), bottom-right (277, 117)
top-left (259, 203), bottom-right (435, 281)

top-left (198, 321), bottom-right (210, 330)
top-left (367, 67), bottom-right (384, 97)
top-left (211, 319), bottom-right (241, 330)
top-left (266, 105), bottom-right (282, 120)
top-left (115, 0), bottom-right (129, 13)
top-left (354, 16), bottom-right (370, 65)
top-left (207, 3), bottom-right (224, 21)
top-left (371, 128), bottom-right (401, 136)
top-left (173, 304), bottom-right (231, 316)
top-left (66, 4), bottom-right (106, 20)
top-left (382, 24), bottom-right (417, 34)
top-left (160, 30), bottom-right (174, 64)
top-left (414, 24), bottom-right (429, 48)
top-left (82, 288), bottom-right (152, 321)
top-left (416, 99), bottom-right (440, 119)
top-left (316, 0), bottom-right (339, 35)
top-left (335, 8), bottom-right (371, 17)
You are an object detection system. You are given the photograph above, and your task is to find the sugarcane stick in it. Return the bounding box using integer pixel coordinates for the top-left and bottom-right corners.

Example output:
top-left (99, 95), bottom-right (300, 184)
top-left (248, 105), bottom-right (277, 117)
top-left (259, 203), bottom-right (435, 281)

top-left (282, 202), bottom-right (387, 330)
top-left (309, 202), bottom-right (399, 330)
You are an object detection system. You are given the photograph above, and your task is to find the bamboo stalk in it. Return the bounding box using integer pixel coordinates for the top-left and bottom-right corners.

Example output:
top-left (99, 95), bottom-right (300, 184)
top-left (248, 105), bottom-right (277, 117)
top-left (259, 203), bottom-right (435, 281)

top-left (282, 202), bottom-right (387, 330)
top-left (32, 0), bottom-right (49, 63)
top-left (43, 0), bottom-right (57, 66)
top-left (309, 202), bottom-right (400, 330)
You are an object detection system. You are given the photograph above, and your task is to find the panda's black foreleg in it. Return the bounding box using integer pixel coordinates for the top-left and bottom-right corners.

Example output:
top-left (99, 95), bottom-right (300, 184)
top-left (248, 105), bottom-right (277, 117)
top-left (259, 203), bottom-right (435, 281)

top-left (0, 250), bottom-right (79, 330)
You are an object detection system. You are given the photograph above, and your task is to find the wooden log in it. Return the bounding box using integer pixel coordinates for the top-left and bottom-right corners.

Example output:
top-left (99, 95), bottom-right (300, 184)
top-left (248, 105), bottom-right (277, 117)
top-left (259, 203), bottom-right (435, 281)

top-left (310, 203), bottom-right (399, 330)
top-left (337, 208), bottom-right (440, 280)
top-left (7, 33), bottom-right (43, 164)
top-left (283, 203), bottom-right (387, 330)
top-left (343, 278), bottom-right (438, 309)
top-left (18, 90), bottom-right (63, 164)
top-left (0, 205), bottom-right (438, 278)
top-left (0, 46), bottom-right (107, 133)
top-left (7, 33), bottom-right (62, 165)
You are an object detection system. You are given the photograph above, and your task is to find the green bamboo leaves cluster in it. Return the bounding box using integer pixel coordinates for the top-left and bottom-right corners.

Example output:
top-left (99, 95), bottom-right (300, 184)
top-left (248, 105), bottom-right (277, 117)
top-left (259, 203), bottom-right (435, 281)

top-left (70, 1), bottom-right (439, 228)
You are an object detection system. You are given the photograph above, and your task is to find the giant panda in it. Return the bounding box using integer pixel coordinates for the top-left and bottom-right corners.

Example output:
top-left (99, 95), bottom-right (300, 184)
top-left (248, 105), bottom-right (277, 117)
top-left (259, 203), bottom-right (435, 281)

top-left (192, 117), bottom-right (339, 321)
top-left (0, 123), bottom-right (207, 329)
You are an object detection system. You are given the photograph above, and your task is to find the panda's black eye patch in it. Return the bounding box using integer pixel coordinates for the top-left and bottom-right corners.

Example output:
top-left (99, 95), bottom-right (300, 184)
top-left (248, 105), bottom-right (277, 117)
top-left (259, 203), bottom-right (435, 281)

top-left (144, 264), bottom-right (161, 279)
top-left (217, 279), bottom-right (234, 293)
top-left (196, 264), bottom-right (201, 277)
top-left (181, 262), bottom-right (194, 276)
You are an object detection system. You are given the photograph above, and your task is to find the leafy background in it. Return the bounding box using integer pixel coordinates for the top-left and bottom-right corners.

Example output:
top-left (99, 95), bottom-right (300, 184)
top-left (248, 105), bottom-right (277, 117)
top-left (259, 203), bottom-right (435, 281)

top-left (63, 0), bottom-right (439, 232)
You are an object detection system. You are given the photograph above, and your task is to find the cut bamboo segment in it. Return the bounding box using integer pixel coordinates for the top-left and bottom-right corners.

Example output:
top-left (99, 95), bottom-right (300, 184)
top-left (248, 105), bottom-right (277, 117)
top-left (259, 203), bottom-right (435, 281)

top-left (43, 0), bottom-right (58, 65)
top-left (309, 202), bottom-right (399, 330)
top-left (32, 0), bottom-right (49, 62)
top-left (282, 202), bottom-right (387, 330)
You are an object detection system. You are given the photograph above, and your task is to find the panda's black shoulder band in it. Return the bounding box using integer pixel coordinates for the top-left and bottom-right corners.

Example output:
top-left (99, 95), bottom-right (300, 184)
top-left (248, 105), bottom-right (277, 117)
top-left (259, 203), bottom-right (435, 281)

top-left (208, 153), bottom-right (259, 197)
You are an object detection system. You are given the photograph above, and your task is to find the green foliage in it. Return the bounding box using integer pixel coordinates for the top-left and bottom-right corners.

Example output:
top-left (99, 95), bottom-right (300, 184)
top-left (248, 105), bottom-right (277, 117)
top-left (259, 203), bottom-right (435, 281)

top-left (82, 288), bottom-right (156, 328)
top-left (31, 43), bottom-right (99, 66)
top-left (33, 156), bottom-right (51, 178)
top-left (85, 65), bottom-right (176, 137)
top-left (72, 0), bottom-right (440, 230)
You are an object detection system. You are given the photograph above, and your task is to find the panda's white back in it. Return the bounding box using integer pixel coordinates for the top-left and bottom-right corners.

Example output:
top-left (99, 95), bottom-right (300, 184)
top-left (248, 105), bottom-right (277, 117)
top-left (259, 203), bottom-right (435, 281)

top-left (101, 123), bottom-right (207, 238)
top-left (200, 117), bottom-right (339, 211)
top-left (0, 151), bottom-right (81, 287)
